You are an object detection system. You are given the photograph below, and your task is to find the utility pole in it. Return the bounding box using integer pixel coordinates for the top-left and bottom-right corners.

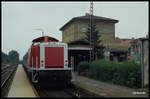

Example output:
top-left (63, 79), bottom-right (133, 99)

top-left (90, 1), bottom-right (93, 62)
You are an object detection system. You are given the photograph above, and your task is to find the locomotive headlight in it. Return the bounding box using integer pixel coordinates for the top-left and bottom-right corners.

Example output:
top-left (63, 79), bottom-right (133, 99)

top-left (41, 60), bottom-right (44, 63)
top-left (65, 60), bottom-right (68, 66)
top-left (65, 60), bottom-right (68, 63)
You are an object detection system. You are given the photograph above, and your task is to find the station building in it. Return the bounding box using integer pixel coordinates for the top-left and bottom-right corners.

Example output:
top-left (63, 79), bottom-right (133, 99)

top-left (59, 13), bottom-right (131, 66)
top-left (59, 13), bottom-right (118, 44)
top-left (104, 37), bottom-right (131, 62)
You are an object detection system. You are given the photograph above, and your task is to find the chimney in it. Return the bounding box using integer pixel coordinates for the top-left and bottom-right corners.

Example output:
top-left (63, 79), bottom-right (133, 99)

top-left (85, 13), bottom-right (90, 16)
top-left (115, 37), bottom-right (119, 40)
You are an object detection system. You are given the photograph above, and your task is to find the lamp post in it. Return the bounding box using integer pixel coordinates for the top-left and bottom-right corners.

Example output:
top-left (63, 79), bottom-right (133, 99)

top-left (35, 28), bottom-right (44, 37)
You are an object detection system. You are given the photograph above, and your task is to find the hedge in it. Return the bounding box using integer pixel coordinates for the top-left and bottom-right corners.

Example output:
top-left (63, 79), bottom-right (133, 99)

top-left (77, 61), bottom-right (89, 75)
top-left (78, 59), bottom-right (141, 88)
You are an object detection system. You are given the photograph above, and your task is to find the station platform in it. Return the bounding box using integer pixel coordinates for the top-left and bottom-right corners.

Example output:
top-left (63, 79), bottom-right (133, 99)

top-left (72, 72), bottom-right (149, 98)
top-left (8, 64), bottom-right (37, 97)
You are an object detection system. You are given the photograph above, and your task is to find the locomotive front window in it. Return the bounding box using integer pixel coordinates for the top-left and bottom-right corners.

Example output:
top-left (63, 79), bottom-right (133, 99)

top-left (33, 42), bottom-right (40, 46)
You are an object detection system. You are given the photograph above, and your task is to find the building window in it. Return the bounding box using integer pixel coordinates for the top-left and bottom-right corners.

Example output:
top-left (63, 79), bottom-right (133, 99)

top-left (81, 27), bottom-right (86, 33)
top-left (105, 39), bottom-right (111, 43)
top-left (104, 28), bottom-right (111, 33)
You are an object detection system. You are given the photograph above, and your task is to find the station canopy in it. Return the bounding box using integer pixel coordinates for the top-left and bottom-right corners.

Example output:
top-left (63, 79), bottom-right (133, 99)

top-left (67, 40), bottom-right (104, 50)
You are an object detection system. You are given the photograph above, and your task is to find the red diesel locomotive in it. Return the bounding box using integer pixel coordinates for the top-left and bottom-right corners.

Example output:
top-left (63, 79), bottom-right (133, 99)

top-left (23, 36), bottom-right (72, 85)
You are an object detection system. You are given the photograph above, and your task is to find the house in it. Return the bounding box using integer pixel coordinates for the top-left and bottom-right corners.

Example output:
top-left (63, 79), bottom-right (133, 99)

top-left (59, 13), bottom-right (118, 44)
top-left (104, 37), bottom-right (131, 62)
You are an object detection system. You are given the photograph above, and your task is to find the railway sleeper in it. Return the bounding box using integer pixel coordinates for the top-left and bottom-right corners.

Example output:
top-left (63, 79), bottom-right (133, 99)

top-left (2, 67), bottom-right (17, 97)
top-left (67, 83), bottom-right (102, 98)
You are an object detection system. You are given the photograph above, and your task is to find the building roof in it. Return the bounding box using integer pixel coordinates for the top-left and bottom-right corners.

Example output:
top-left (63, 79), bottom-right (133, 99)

top-left (115, 37), bottom-right (131, 43)
top-left (104, 42), bottom-right (131, 52)
top-left (60, 14), bottom-right (119, 31)
top-left (115, 37), bottom-right (131, 41)
top-left (104, 38), bottom-right (131, 52)
top-left (139, 38), bottom-right (149, 41)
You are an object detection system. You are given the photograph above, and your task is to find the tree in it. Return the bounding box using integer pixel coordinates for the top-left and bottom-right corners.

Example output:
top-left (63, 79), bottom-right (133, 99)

top-left (84, 24), bottom-right (102, 45)
top-left (97, 48), bottom-right (104, 59)
top-left (84, 24), bottom-right (104, 59)
top-left (2, 51), bottom-right (10, 64)
top-left (8, 50), bottom-right (19, 63)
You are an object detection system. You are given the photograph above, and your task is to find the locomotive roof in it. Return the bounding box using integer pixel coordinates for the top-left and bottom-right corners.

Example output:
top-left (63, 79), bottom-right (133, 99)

top-left (32, 36), bottom-right (59, 42)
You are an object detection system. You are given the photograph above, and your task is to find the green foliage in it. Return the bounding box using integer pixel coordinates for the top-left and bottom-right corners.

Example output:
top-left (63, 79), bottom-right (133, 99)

top-left (84, 24), bottom-right (104, 60)
top-left (2, 50), bottom-right (19, 65)
top-left (97, 48), bottom-right (104, 59)
top-left (2, 51), bottom-right (10, 64)
top-left (77, 61), bottom-right (89, 75)
top-left (8, 50), bottom-right (19, 63)
top-left (88, 60), bottom-right (141, 88)
top-left (84, 24), bottom-right (102, 45)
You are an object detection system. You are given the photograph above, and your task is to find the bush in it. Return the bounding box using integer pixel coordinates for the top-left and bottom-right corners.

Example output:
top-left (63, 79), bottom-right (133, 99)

top-left (89, 60), bottom-right (141, 88)
top-left (77, 61), bottom-right (89, 75)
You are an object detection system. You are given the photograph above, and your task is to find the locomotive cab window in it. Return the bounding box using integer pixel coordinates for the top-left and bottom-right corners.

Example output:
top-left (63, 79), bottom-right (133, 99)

top-left (33, 42), bottom-right (40, 46)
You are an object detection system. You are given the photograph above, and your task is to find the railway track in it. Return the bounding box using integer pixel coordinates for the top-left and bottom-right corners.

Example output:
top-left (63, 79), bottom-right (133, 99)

top-left (23, 65), bottom-right (102, 98)
top-left (31, 80), bottom-right (102, 98)
top-left (33, 82), bottom-right (102, 98)
top-left (33, 84), bottom-right (76, 98)
top-left (1, 64), bottom-right (18, 97)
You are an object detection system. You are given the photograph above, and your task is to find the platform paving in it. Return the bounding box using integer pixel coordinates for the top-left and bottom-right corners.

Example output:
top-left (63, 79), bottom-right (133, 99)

top-left (8, 64), bottom-right (37, 97)
top-left (72, 72), bottom-right (149, 98)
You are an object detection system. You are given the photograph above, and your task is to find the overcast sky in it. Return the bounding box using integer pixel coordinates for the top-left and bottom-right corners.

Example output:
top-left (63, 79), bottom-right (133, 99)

top-left (2, 1), bottom-right (149, 60)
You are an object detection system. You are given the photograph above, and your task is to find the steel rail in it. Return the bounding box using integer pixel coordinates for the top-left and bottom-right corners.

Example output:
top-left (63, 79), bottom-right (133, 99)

top-left (1, 66), bottom-right (17, 87)
top-left (1, 65), bottom-right (18, 97)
